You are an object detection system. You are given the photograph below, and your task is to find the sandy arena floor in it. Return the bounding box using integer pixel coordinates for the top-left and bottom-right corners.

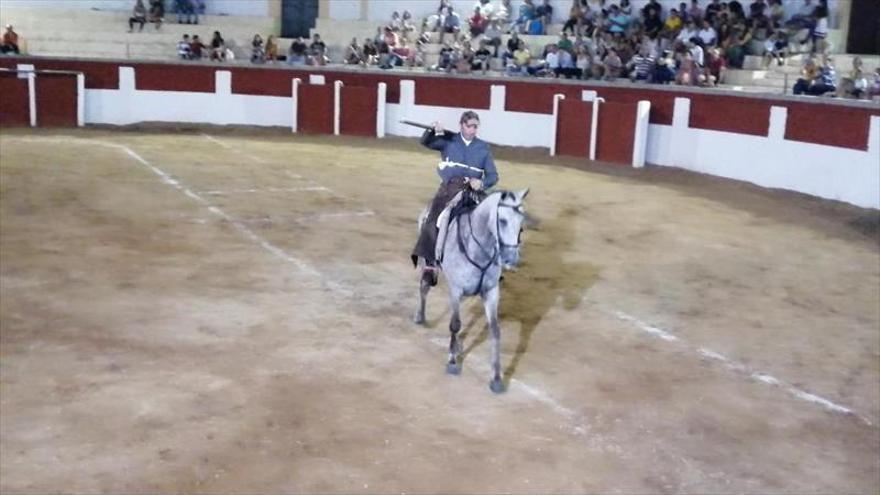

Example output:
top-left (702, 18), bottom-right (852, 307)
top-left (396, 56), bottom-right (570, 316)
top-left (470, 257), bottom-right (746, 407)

top-left (1, 127), bottom-right (878, 494)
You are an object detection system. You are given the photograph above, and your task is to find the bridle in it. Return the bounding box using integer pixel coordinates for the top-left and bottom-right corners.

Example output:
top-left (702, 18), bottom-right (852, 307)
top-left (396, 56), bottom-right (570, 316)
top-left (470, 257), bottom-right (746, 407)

top-left (454, 197), bottom-right (525, 295)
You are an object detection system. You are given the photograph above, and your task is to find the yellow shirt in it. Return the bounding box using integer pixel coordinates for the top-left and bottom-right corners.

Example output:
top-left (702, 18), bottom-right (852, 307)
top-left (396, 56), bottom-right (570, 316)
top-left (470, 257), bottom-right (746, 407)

top-left (513, 48), bottom-right (531, 65)
top-left (664, 16), bottom-right (682, 32)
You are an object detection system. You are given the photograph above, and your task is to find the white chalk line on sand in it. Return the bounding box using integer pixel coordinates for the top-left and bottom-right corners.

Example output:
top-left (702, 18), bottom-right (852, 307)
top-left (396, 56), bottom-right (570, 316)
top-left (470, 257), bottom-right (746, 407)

top-left (3, 136), bottom-right (354, 295)
top-left (198, 186), bottom-right (330, 195)
top-left (608, 308), bottom-right (873, 426)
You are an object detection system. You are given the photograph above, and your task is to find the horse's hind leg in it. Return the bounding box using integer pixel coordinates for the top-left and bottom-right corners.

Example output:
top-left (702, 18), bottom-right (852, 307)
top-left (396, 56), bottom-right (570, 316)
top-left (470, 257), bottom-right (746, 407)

top-left (413, 268), bottom-right (432, 325)
top-left (483, 285), bottom-right (504, 393)
top-left (446, 288), bottom-right (463, 375)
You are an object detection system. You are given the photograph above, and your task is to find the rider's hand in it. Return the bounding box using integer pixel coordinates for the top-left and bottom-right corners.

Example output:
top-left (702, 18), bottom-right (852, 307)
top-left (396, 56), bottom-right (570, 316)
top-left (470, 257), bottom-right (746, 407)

top-left (433, 121), bottom-right (444, 135)
top-left (468, 178), bottom-right (483, 190)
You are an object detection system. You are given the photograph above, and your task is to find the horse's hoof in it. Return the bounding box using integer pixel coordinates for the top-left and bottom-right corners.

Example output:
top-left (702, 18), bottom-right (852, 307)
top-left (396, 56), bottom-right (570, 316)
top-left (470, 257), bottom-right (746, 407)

top-left (446, 363), bottom-right (460, 375)
top-left (489, 379), bottom-right (504, 394)
top-left (412, 313), bottom-right (425, 325)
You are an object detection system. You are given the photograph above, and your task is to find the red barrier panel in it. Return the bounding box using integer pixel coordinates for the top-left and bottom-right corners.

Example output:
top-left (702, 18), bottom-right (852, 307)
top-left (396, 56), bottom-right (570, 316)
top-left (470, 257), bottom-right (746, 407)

top-left (689, 94), bottom-right (769, 136)
top-left (597, 87), bottom-right (675, 125)
top-left (415, 78), bottom-right (491, 109)
top-left (332, 73), bottom-right (402, 104)
top-left (340, 85), bottom-right (377, 137)
top-left (504, 81), bottom-right (583, 114)
top-left (784, 102), bottom-right (879, 151)
top-left (231, 67), bottom-right (306, 96)
top-left (556, 99), bottom-right (592, 157)
top-left (35, 73), bottom-right (78, 127)
top-left (134, 63), bottom-right (215, 92)
top-left (298, 84), bottom-right (334, 134)
top-left (0, 72), bottom-right (30, 126)
top-left (596, 101), bottom-right (636, 165)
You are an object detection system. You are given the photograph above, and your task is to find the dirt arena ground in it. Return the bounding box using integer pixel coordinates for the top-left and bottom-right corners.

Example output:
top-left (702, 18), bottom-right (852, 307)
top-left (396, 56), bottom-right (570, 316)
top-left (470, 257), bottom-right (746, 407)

top-left (1, 127), bottom-right (878, 494)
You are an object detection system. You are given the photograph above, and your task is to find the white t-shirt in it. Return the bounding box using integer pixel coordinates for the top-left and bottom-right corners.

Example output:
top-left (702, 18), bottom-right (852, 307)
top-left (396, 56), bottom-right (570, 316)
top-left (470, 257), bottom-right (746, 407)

top-left (690, 45), bottom-right (704, 66)
top-left (545, 51), bottom-right (560, 69)
top-left (677, 27), bottom-right (699, 43)
top-left (697, 27), bottom-right (717, 46)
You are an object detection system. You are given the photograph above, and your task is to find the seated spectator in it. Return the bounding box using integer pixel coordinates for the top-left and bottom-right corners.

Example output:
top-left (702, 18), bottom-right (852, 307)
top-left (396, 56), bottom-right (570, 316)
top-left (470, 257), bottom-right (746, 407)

top-left (558, 32), bottom-right (574, 53)
top-left (455, 41), bottom-right (475, 73)
top-left (535, 0), bottom-right (553, 35)
top-left (677, 19), bottom-right (699, 45)
top-left (128, 0), bottom-right (148, 32)
top-left (793, 57), bottom-right (835, 96)
top-left (483, 19), bottom-right (504, 56)
top-left (749, 0), bottom-right (767, 18)
top-left (189, 34), bottom-right (206, 59)
top-left (838, 56), bottom-right (868, 99)
top-left (440, 6), bottom-right (461, 43)
top-left (704, 46), bottom-right (726, 84)
top-left (722, 31), bottom-right (748, 68)
top-left (210, 31), bottom-right (226, 61)
top-left (601, 48), bottom-right (623, 80)
top-left (643, 8), bottom-right (663, 38)
top-left (621, 0), bottom-right (634, 16)
top-left (309, 33), bottom-right (328, 65)
top-left (689, 0), bottom-right (702, 24)
top-left (762, 29), bottom-right (788, 66)
top-left (652, 50), bottom-right (676, 83)
top-left (697, 18), bottom-right (717, 46)
top-left (287, 37), bottom-right (307, 65)
top-left (705, 0), bottom-right (721, 23)
top-left (176, 0), bottom-right (198, 25)
top-left (663, 9), bottom-right (684, 37)
top-left (473, 40), bottom-right (493, 74)
top-left (502, 31), bottom-right (520, 65)
top-left (506, 39), bottom-right (532, 75)
top-left (434, 41), bottom-right (457, 72)
top-left (149, 0), bottom-right (164, 29)
top-left (1, 24), bottom-right (20, 54)
top-left (767, 0), bottom-right (784, 28)
top-left (265, 35), bottom-right (278, 62)
top-left (344, 37), bottom-right (363, 65)
top-left (362, 38), bottom-right (378, 65)
top-left (607, 4), bottom-right (631, 35)
top-left (869, 67), bottom-right (880, 101)
top-left (563, 0), bottom-right (583, 35)
top-left (628, 46), bottom-right (655, 81)
top-left (401, 11), bottom-right (417, 40)
top-left (390, 11), bottom-right (403, 32)
top-left (575, 44), bottom-right (593, 79)
top-left (391, 38), bottom-right (416, 68)
top-left (469, 6), bottom-right (489, 37)
top-left (251, 34), bottom-right (265, 63)
top-left (510, 0), bottom-right (536, 34)
top-left (177, 34), bottom-right (192, 59)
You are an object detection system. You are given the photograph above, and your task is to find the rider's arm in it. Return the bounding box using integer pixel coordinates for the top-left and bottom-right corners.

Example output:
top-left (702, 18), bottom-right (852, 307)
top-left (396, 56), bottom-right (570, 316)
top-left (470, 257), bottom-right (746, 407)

top-left (481, 147), bottom-right (498, 189)
top-left (420, 128), bottom-right (454, 150)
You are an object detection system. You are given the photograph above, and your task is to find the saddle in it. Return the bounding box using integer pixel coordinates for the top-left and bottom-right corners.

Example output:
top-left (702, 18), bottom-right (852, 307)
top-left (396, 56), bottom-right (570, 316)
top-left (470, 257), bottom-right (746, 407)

top-left (435, 188), bottom-right (485, 264)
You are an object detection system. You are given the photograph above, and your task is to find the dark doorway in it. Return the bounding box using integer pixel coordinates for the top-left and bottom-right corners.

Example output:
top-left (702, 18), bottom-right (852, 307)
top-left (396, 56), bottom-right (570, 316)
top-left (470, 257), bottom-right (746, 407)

top-left (846, 0), bottom-right (880, 54)
top-left (282, 0), bottom-right (319, 39)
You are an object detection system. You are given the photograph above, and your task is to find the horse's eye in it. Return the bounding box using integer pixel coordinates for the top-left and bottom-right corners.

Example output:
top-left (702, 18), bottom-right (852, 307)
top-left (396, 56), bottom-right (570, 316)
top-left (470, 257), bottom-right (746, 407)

top-left (499, 219), bottom-right (508, 227)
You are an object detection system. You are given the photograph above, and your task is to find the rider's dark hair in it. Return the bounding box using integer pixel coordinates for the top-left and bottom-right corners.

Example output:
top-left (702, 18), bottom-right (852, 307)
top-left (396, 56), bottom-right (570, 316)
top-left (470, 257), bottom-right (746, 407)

top-left (459, 111), bottom-right (480, 124)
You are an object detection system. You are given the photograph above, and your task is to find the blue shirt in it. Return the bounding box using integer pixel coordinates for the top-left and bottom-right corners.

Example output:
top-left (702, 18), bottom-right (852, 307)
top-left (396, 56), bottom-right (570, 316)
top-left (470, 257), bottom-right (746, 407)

top-left (421, 130), bottom-right (498, 188)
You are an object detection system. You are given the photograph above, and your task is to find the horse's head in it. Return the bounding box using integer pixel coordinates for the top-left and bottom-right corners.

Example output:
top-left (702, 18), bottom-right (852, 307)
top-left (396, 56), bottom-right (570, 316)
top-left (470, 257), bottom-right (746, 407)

top-left (496, 188), bottom-right (529, 269)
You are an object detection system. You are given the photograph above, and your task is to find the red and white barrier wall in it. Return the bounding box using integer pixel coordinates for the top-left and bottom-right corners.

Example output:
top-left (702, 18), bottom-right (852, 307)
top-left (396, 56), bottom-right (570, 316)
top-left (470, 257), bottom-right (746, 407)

top-left (0, 57), bottom-right (877, 209)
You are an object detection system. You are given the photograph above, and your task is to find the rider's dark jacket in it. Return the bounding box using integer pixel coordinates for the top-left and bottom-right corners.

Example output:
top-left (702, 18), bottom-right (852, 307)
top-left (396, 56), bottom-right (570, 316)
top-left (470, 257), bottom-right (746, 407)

top-left (421, 129), bottom-right (499, 188)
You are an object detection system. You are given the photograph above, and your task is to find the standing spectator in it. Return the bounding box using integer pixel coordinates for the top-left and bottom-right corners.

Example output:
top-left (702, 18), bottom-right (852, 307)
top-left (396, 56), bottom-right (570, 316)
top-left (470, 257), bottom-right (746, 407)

top-left (209, 31), bottom-right (225, 61)
top-left (128, 0), bottom-right (148, 32)
top-left (288, 37), bottom-right (307, 65)
top-left (189, 34), bottom-right (205, 59)
top-left (177, 33), bottom-right (192, 59)
top-left (149, 0), bottom-right (164, 29)
top-left (265, 35), bottom-right (278, 62)
top-left (811, 5), bottom-right (828, 55)
top-left (251, 34), bottom-right (265, 63)
top-left (176, 0), bottom-right (198, 25)
top-left (1, 24), bottom-right (20, 54)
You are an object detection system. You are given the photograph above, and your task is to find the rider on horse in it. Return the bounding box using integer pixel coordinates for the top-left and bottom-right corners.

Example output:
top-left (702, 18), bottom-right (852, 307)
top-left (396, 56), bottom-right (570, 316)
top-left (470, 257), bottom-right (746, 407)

top-left (411, 110), bottom-right (499, 275)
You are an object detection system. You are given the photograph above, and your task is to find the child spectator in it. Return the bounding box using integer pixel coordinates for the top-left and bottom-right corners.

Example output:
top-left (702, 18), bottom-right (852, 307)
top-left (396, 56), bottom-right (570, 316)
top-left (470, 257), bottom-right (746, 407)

top-left (210, 31), bottom-right (225, 61)
top-left (177, 34), bottom-right (192, 59)
top-left (251, 34), bottom-right (265, 63)
top-left (1, 24), bottom-right (20, 54)
top-left (128, 0), bottom-right (148, 32)
top-left (189, 34), bottom-right (205, 59)
top-left (265, 35), bottom-right (278, 62)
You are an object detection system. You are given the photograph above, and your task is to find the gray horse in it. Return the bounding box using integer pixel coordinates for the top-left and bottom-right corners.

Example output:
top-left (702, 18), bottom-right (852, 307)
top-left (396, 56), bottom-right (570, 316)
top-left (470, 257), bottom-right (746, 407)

top-left (414, 189), bottom-right (530, 393)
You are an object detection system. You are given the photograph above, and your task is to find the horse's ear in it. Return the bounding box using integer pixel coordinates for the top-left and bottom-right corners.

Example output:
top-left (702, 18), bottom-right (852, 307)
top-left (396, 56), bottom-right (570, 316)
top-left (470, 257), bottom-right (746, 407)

top-left (516, 188), bottom-right (530, 202)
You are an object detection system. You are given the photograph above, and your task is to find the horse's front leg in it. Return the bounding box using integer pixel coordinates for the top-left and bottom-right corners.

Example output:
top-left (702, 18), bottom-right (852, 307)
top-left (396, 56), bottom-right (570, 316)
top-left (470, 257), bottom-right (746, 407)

top-left (446, 287), bottom-right (464, 375)
top-left (482, 285), bottom-right (504, 393)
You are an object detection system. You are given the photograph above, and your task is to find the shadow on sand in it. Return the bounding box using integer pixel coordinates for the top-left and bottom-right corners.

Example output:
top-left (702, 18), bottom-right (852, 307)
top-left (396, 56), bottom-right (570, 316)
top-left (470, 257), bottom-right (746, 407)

top-left (458, 206), bottom-right (600, 387)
